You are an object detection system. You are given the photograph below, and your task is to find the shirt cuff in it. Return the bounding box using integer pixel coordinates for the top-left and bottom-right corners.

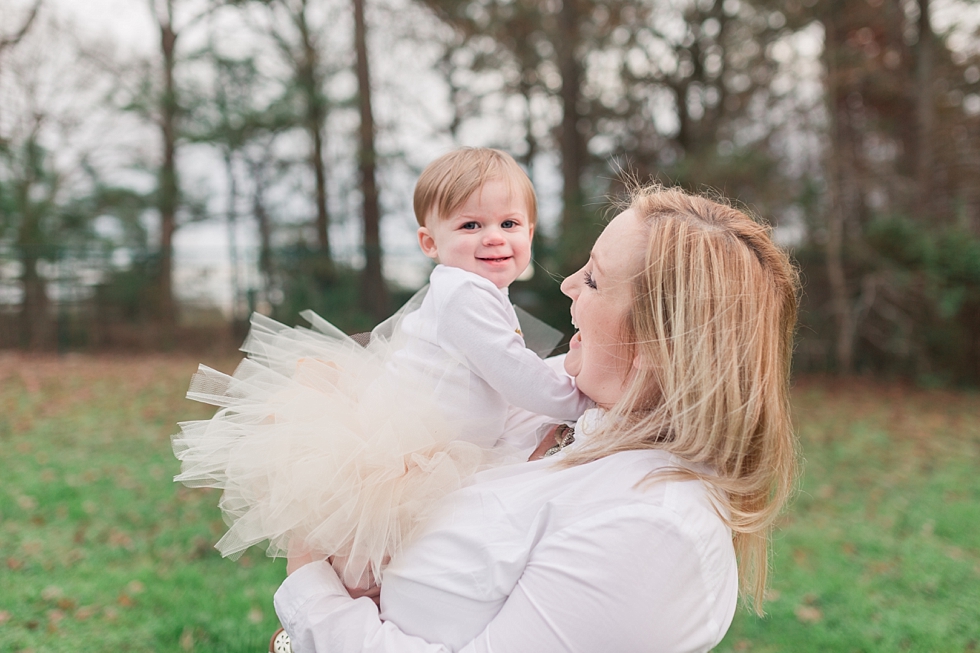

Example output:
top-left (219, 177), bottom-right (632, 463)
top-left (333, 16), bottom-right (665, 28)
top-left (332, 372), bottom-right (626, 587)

top-left (274, 561), bottom-right (350, 637)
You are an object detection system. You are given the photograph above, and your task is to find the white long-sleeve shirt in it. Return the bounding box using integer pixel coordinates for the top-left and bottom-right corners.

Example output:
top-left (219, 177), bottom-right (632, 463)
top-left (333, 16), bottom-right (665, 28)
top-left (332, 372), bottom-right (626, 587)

top-left (274, 410), bottom-right (739, 653)
top-left (382, 265), bottom-right (592, 449)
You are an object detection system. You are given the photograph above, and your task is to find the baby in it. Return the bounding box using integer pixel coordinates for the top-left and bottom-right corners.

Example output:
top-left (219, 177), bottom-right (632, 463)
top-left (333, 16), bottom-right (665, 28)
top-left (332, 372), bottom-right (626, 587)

top-left (380, 147), bottom-right (591, 449)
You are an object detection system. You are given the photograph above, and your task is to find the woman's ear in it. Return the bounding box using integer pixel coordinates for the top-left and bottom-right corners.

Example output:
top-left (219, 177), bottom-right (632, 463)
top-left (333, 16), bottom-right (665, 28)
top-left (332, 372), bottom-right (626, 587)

top-left (417, 227), bottom-right (439, 260)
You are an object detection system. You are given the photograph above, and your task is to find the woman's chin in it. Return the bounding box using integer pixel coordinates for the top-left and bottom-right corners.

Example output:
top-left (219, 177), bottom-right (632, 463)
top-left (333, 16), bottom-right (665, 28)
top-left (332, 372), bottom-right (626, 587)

top-left (563, 348), bottom-right (582, 378)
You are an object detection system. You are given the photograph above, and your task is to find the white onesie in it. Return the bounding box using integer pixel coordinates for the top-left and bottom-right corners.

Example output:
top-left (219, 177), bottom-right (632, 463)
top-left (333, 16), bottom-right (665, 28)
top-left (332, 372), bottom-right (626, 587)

top-left (382, 264), bottom-right (592, 449)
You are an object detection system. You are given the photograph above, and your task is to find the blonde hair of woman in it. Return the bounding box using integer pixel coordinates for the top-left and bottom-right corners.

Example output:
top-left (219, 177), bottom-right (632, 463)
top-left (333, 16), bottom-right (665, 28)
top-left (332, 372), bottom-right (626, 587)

top-left (562, 185), bottom-right (800, 614)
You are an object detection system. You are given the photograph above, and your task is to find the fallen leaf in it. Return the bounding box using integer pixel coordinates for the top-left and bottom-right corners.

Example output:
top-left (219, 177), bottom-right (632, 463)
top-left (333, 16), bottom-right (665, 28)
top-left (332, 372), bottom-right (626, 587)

top-left (16, 495), bottom-right (37, 511)
top-left (795, 604), bottom-right (823, 623)
top-left (56, 598), bottom-right (77, 611)
top-left (107, 529), bottom-right (133, 549)
top-left (180, 626), bottom-right (195, 651)
top-left (74, 605), bottom-right (97, 620)
top-left (41, 586), bottom-right (63, 601)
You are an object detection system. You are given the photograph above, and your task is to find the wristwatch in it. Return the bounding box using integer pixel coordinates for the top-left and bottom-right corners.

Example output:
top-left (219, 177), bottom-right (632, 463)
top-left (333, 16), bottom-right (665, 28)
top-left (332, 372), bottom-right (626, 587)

top-left (269, 627), bottom-right (292, 653)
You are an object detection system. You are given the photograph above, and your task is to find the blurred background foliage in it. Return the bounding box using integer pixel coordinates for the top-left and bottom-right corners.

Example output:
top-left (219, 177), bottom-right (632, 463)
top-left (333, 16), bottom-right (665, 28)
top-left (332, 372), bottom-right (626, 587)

top-left (1, 0), bottom-right (979, 383)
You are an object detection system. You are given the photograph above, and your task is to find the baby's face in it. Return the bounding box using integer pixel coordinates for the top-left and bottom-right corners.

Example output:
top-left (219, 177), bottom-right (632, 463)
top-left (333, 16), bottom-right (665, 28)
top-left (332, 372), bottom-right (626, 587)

top-left (417, 178), bottom-right (533, 289)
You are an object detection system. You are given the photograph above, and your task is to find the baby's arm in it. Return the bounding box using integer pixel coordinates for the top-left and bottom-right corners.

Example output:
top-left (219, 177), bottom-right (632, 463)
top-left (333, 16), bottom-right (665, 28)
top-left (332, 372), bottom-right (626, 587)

top-left (437, 283), bottom-right (592, 421)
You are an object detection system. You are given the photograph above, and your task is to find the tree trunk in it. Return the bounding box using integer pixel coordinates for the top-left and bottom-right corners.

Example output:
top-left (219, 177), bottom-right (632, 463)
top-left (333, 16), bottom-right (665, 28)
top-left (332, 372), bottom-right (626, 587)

top-left (823, 15), bottom-right (855, 374)
top-left (224, 150), bottom-right (242, 324)
top-left (250, 156), bottom-right (274, 300)
top-left (353, 0), bottom-right (388, 321)
top-left (296, 0), bottom-right (334, 284)
top-left (158, 9), bottom-right (179, 338)
top-left (17, 187), bottom-right (49, 350)
top-left (914, 0), bottom-right (934, 220)
top-left (555, 0), bottom-right (591, 273)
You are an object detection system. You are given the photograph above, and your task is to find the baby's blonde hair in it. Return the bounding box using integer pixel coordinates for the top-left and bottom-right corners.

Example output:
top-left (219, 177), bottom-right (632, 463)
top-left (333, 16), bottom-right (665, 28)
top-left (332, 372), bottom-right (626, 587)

top-left (564, 185), bottom-right (800, 615)
top-left (413, 148), bottom-right (537, 227)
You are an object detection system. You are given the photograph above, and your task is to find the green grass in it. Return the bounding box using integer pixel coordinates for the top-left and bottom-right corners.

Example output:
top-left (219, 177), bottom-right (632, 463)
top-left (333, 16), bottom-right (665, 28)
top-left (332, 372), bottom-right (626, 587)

top-left (2, 357), bottom-right (978, 652)
top-left (718, 378), bottom-right (980, 653)
top-left (0, 355), bottom-right (284, 653)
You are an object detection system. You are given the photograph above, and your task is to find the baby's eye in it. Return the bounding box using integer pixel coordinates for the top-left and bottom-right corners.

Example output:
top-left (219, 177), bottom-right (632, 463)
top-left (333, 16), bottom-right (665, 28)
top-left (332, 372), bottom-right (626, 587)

top-left (461, 221), bottom-right (479, 230)
top-left (584, 270), bottom-right (597, 289)
top-left (501, 219), bottom-right (518, 229)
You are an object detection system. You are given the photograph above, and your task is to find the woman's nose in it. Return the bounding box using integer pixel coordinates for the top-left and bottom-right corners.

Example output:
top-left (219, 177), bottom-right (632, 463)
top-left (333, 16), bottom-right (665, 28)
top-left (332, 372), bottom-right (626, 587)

top-left (560, 271), bottom-right (577, 298)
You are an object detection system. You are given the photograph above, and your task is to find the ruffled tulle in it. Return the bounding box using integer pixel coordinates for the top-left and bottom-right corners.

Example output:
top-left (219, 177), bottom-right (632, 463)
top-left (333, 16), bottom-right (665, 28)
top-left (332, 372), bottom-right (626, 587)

top-left (172, 303), bottom-right (517, 587)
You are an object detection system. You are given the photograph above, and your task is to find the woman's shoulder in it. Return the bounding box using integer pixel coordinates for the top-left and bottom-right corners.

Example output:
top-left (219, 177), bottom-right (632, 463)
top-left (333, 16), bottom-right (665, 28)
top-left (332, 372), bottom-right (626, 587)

top-left (558, 449), bottom-right (722, 523)
top-left (458, 447), bottom-right (726, 543)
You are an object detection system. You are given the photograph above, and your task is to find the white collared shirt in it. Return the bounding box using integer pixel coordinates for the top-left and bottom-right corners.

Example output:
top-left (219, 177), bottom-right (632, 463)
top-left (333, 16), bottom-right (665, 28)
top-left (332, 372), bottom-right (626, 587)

top-left (275, 410), bottom-right (739, 653)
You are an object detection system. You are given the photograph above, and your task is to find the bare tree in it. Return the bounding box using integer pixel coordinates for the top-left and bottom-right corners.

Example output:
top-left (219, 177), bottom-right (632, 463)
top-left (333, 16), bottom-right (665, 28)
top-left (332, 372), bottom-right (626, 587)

top-left (0, 13), bottom-right (126, 350)
top-left (0, 0), bottom-right (42, 135)
top-left (418, 0), bottom-right (635, 272)
top-left (261, 0), bottom-right (338, 284)
top-left (914, 0), bottom-right (934, 219)
top-left (353, 0), bottom-right (388, 319)
top-left (143, 0), bottom-right (213, 336)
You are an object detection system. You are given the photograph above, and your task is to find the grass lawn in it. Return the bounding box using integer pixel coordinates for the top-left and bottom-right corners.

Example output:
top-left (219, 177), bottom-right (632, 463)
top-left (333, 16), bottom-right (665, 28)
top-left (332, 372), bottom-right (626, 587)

top-left (1, 354), bottom-right (283, 653)
top-left (2, 354), bottom-right (978, 652)
top-left (718, 377), bottom-right (980, 652)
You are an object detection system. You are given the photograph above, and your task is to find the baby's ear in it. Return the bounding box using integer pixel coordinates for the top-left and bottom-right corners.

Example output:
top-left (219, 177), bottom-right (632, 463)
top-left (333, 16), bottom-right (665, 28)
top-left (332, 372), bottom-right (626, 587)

top-left (417, 227), bottom-right (439, 260)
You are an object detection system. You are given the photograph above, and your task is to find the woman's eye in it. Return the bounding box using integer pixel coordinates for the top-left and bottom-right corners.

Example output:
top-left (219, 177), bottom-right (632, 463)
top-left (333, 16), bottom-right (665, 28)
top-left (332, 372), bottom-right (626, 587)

top-left (584, 270), bottom-right (597, 289)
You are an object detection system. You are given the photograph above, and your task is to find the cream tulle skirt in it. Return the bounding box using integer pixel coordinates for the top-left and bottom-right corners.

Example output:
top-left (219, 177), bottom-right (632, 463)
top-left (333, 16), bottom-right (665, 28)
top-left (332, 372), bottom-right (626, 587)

top-left (171, 306), bottom-right (514, 587)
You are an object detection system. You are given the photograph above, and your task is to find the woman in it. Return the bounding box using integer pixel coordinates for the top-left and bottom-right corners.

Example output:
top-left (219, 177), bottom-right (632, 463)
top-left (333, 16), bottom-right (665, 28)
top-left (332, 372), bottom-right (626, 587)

top-left (274, 185), bottom-right (799, 653)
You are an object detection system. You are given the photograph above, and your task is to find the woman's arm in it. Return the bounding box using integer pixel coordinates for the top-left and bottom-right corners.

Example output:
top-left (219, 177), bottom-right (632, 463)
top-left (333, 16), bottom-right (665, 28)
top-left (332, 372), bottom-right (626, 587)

top-left (274, 503), bottom-right (736, 653)
top-left (276, 561), bottom-right (452, 653)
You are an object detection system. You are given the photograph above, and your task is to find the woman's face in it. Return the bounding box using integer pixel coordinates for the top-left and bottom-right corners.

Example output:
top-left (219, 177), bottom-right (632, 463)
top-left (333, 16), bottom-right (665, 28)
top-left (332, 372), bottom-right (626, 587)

top-left (560, 209), bottom-right (647, 408)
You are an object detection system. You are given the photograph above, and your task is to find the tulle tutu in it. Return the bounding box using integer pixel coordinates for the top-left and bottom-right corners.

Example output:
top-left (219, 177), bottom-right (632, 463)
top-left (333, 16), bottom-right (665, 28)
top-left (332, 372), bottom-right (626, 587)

top-left (172, 301), bottom-right (518, 587)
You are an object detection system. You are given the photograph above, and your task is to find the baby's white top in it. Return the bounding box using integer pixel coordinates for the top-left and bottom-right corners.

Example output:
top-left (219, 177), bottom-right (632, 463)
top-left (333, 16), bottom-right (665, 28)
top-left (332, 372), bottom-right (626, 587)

top-left (383, 264), bottom-right (591, 448)
top-left (275, 408), bottom-right (739, 653)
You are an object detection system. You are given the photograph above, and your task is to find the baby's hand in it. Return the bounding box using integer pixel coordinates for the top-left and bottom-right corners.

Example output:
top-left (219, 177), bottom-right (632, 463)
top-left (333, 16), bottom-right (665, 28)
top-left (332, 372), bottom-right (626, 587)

top-left (347, 583), bottom-right (381, 608)
top-left (331, 554), bottom-right (385, 608)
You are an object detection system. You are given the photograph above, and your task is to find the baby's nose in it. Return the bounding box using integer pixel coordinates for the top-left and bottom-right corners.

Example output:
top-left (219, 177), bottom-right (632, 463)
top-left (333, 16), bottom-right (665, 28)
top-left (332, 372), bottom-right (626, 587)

top-left (482, 228), bottom-right (505, 244)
